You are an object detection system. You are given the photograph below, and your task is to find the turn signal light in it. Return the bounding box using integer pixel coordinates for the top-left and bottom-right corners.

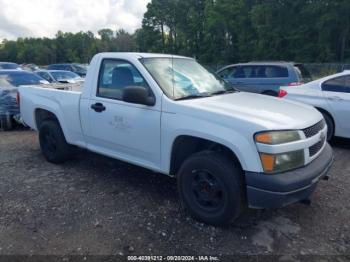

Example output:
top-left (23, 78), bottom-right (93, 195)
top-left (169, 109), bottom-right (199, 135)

top-left (255, 133), bottom-right (273, 144)
top-left (260, 154), bottom-right (275, 172)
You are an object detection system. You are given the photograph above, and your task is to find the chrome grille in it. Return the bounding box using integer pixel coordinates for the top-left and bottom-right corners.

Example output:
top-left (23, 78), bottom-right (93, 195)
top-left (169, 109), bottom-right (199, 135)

top-left (303, 119), bottom-right (326, 138)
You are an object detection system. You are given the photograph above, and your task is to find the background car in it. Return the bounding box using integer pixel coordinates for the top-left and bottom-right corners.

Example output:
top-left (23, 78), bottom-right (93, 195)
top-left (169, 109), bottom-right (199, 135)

top-left (0, 78), bottom-right (19, 130)
top-left (279, 70), bottom-right (350, 140)
top-left (36, 70), bottom-right (84, 83)
top-left (47, 63), bottom-right (87, 77)
top-left (0, 71), bottom-right (48, 130)
top-left (0, 70), bottom-right (49, 87)
top-left (0, 62), bottom-right (22, 70)
top-left (20, 63), bottom-right (40, 71)
top-left (217, 61), bottom-right (312, 96)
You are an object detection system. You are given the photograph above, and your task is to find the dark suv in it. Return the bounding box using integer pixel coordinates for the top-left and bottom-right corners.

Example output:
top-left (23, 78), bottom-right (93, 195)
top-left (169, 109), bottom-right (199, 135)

top-left (47, 63), bottom-right (87, 77)
top-left (217, 62), bottom-right (312, 96)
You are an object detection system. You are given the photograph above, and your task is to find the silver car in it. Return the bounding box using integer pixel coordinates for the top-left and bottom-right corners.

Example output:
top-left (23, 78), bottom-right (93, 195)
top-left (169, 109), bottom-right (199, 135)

top-left (217, 61), bottom-right (312, 96)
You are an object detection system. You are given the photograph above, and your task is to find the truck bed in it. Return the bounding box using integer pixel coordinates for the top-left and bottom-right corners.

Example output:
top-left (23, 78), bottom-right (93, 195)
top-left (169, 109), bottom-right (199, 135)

top-left (35, 82), bottom-right (84, 92)
top-left (19, 83), bottom-right (86, 147)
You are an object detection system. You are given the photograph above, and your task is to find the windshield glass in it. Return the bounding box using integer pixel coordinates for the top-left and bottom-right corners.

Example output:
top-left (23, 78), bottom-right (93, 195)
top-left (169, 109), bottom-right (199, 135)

top-left (51, 71), bottom-right (80, 80)
top-left (73, 64), bottom-right (87, 74)
top-left (141, 57), bottom-right (234, 100)
top-left (0, 63), bottom-right (20, 70)
top-left (0, 72), bottom-right (44, 86)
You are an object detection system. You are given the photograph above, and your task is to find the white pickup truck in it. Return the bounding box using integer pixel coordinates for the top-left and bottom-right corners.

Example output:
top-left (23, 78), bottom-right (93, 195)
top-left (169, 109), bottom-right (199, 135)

top-left (19, 53), bottom-right (333, 225)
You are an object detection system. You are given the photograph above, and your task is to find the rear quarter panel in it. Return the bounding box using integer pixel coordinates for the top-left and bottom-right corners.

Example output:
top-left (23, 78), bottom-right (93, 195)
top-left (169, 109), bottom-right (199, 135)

top-left (19, 86), bottom-right (86, 147)
top-left (283, 85), bottom-right (329, 110)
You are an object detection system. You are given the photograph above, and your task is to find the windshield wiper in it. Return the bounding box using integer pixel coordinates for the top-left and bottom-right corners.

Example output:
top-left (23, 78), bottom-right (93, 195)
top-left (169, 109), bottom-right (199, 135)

top-left (210, 89), bottom-right (236, 96)
top-left (175, 94), bottom-right (211, 101)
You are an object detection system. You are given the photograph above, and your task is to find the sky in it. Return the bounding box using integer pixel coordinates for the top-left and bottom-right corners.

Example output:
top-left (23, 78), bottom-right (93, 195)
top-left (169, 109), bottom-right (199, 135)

top-left (0, 0), bottom-right (151, 41)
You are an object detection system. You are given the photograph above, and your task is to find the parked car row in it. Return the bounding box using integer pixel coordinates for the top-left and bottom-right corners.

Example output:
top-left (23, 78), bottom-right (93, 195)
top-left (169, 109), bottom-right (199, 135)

top-left (0, 62), bottom-right (87, 130)
top-left (47, 63), bottom-right (87, 77)
top-left (36, 70), bottom-right (84, 84)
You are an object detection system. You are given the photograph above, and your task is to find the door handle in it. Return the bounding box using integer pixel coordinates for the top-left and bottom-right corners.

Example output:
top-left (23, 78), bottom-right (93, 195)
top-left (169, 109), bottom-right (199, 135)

top-left (91, 103), bottom-right (106, 112)
top-left (328, 96), bottom-right (344, 101)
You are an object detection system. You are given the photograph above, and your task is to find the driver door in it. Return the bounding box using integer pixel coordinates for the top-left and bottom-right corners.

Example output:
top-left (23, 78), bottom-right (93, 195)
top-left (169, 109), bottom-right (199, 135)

top-left (322, 75), bottom-right (350, 137)
top-left (85, 59), bottom-right (161, 170)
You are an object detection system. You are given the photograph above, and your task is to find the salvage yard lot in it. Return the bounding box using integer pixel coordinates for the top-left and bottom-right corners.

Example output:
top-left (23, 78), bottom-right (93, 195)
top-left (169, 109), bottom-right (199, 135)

top-left (0, 130), bottom-right (349, 256)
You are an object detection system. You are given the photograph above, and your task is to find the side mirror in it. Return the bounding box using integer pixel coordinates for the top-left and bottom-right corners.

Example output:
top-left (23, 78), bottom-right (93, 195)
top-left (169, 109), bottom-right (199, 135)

top-left (122, 86), bottom-right (155, 106)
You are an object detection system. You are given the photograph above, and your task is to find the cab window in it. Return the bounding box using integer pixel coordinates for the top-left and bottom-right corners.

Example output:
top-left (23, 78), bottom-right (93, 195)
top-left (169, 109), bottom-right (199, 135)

top-left (97, 59), bottom-right (151, 100)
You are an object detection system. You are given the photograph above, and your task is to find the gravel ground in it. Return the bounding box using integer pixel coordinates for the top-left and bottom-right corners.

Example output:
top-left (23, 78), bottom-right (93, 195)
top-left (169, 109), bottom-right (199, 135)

top-left (0, 130), bottom-right (349, 259)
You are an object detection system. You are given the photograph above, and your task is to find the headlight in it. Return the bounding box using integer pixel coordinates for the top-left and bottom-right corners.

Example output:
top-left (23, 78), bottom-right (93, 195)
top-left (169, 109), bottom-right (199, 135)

top-left (259, 150), bottom-right (305, 173)
top-left (255, 131), bottom-right (301, 145)
top-left (255, 131), bottom-right (304, 173)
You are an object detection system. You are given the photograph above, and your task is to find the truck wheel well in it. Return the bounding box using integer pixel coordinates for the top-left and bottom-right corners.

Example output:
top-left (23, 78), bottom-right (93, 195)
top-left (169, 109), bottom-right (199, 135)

top-left (170, 136), bottom-right (242, 176)
top-left (35, 109), bottom-right (59, 129)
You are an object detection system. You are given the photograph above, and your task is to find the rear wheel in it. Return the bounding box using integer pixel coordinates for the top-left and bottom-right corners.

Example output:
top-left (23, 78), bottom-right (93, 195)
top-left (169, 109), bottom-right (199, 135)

top-left (39, 120), bottom-right (73, 164)
top-left (0, 114), bottom-right (13, 131)
top-left (177, 151), bottom-right (243, 225)
top-left (321, 112), bottom-right (334, 141)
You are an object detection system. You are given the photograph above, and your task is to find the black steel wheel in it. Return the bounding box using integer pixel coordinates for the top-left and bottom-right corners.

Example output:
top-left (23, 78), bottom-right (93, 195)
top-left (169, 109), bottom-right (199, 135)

top-left (177, 151), bottom-right (243, 225)
top-left (39, 120), bottom-right (73, 164)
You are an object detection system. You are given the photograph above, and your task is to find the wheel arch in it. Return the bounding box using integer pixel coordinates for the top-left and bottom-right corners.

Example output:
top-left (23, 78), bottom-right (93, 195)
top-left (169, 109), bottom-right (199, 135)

top-left (169, 135), bottom-right (244, 177)
top-left (35, 108), bottom-right (60, 128)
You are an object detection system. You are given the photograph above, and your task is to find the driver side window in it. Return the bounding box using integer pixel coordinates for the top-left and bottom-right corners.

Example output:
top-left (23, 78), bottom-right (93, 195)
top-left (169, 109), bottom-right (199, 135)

top-left (97, 59), bottom-right (150, 100)
top-left (322, 76), bottom-right (350, 93)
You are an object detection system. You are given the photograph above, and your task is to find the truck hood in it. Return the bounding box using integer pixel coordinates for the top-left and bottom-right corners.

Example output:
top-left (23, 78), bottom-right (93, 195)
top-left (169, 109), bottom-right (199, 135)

top-left (175, 92), bottom-right (322, 130)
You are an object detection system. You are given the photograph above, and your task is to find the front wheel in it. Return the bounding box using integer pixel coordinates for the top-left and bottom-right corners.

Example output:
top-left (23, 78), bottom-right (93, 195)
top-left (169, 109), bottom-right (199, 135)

top-left (39, 120), bottom-right (73, 164)
top-left (177, 151), bottom-right (243, 225)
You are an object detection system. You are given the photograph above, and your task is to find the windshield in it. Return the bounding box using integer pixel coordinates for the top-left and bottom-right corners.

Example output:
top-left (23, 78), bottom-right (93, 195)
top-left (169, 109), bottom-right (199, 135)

top-left (141, 57), bottom-right (234, 100)
top-left (73, 64), bottom-right (87, 74)
top-left (51, 71), bottom-right (80, 80)
top-left (0, 63), bottom-right (20, 70)
top-left (0, 72), bottom-right (44, 86)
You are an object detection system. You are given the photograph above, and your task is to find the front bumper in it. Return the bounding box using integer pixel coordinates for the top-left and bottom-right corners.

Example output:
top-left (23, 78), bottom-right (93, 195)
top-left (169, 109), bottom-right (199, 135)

top-left (245, 143), bottom-right (334, 209)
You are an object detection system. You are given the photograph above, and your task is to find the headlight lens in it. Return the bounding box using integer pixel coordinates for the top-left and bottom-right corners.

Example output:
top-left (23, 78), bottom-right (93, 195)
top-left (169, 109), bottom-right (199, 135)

top-left (255, 131), bottom-right (301, 145)
top-left (255, 130), bottom-right (304, 173)
top-left (259, 150), bottom-right (305, 173)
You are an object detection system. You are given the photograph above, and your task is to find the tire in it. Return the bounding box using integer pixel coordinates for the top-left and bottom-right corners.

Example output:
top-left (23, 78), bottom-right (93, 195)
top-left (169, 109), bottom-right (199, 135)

top-left (0, 114), bottom-right (13, 131)
top-left (39, 120), bottom-right (73, 164)
top-left (177, 151), bottom-right (243, 225)
top-left (322, 112), bottom-right (334, 141)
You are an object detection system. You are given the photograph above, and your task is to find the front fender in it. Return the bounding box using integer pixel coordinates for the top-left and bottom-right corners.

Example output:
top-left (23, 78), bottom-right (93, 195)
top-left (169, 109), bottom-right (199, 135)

top-left (160, 112), bottom-right (263, 174)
